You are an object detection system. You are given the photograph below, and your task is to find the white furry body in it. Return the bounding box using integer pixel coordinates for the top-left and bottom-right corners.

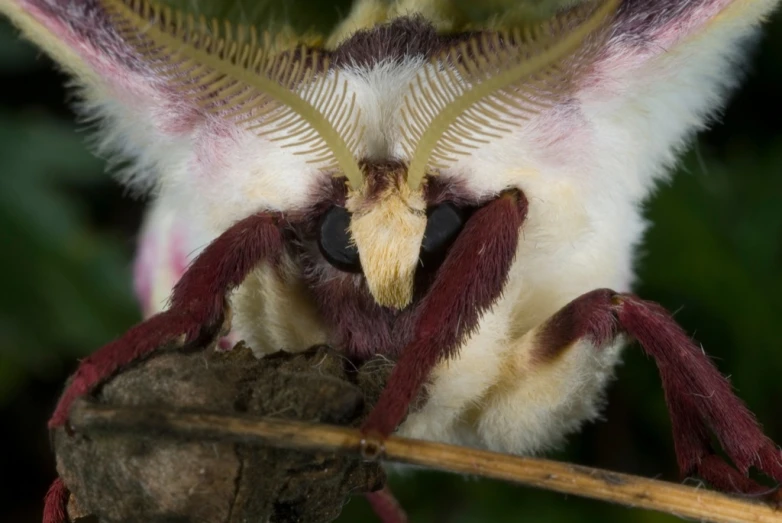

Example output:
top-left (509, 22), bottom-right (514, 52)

top-left (4, 0), bottom-right (779, 456)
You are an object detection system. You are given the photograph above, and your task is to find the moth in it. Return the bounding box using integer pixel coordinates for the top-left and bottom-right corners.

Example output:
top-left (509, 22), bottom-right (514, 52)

top-left (2, 0), bottom-right (781, 521)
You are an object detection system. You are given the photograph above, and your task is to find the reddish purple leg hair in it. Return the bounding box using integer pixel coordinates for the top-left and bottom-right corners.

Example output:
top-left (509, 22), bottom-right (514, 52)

top-left (44, 212), bottom-right (284, 523)
top-left (617, 294), bottom-right (782, 495)
top-left (539, 289), bottom-right (782, 496)
top-left (365, 486), bottom-right (409, 523)
top-left (362, 190), bottom-right (529, 436)
top-left (42, 478), bottom-right (68, 523)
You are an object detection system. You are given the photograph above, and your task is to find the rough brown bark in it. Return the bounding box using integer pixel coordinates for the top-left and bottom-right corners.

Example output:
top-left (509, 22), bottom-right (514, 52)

top-left (52, 343), bottom-right (392, 523)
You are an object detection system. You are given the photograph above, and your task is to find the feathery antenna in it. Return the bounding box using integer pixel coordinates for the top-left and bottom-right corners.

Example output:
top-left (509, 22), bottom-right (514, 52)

top-left (402, 0), bottom-right (620, 189)
top-left (103, 0), bottom-right (365, 187)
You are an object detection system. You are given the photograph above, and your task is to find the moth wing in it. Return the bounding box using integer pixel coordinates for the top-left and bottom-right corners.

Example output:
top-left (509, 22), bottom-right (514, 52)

top-left (132, 195), bottom-right (200, 317)
top-left (2, 0), bottom-right (212, 192)
top-left (578, 0), bottom-right (780, 189)
top-left (440, 0), bottom-right (778, 199)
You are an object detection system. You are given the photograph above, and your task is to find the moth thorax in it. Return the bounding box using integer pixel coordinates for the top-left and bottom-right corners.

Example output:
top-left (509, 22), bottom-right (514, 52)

top-left (347, 162), bottom-right (426, 310)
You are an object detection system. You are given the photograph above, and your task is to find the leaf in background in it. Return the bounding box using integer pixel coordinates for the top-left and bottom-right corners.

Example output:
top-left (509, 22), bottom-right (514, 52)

top-left (0, 20), bottom-right (41, 72)
top-left (0, 113), bottom-right (139, 407)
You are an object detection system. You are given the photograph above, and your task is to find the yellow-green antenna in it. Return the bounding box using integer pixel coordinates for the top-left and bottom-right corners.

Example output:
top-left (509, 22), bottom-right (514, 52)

top-left (103, 0), bottom-right (365, 188)
top-left (401, 0), bottom-right (620, 189)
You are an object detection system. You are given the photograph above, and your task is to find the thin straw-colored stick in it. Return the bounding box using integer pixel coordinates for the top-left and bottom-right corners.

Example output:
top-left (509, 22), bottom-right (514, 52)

top-left (69, 400), bottom-right (782, 523)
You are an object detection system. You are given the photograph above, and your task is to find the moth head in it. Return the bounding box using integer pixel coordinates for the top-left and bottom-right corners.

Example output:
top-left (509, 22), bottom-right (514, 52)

top-left (318, 0), bottom-right (617, 309)
top-left (325, 0), bottom-right (617, 309)
top-left (345, 163), bottom-right (427, 309)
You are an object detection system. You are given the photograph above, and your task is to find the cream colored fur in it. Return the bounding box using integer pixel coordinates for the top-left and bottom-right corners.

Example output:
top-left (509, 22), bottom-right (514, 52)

top-left (5, 0), bottom-right (779, 457)
top-left (348, 180), bottom-right (427, 309)
top-left (231, 256), bottom-right (329, 355)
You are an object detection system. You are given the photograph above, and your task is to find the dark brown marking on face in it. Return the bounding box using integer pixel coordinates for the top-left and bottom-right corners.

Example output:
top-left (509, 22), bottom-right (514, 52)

top-left (354, 160), bottom-right (488, 208)
top-left (358, 159), bottom-right (407, 203)
top-left (533, 288), bottom-right (619, 364)
top-left (331, 16), bottom-right (479, 68)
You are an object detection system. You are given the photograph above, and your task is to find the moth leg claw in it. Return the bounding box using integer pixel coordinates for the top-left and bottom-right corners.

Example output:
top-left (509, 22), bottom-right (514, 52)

top-left (694, 454), bottom-right (782, 501)
top-left (612, 294), bottom-right (782, 495)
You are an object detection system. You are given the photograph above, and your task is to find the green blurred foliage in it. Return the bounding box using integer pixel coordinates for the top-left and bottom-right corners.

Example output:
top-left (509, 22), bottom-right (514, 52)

top-left (0, 1), bottom-right (780, 522)
top-left (0, 114), bottom-right (139, 405)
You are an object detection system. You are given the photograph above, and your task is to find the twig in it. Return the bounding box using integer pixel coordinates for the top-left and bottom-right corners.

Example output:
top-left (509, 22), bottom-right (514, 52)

top-left (69, 400), bottom-right (782, 523)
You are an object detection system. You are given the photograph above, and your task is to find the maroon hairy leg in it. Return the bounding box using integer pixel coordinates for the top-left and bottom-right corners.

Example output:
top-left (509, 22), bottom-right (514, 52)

top-left (617, 295), bottom-right (782, 496)
top-left (365, 486), bottom-right (409, 523)
top-left (49, 211), bottom-right (285, 429)
top-left (44, 212), bottom-right (285, 523)
top-left (42, 478), bottom-right (68, 523)
top-left (361, 190), bottom-right (529, 437)
top-left (537, 289), bottom-right (782, 496)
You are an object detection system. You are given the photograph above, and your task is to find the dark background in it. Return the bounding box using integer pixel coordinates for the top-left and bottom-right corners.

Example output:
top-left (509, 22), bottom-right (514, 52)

top-left (1, 1), bottom-right (781, 522)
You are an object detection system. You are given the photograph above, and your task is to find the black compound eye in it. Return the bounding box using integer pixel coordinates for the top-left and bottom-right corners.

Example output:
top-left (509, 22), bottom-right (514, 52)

top-left (318, 206), bottom-right (362, 273)
top-left (421, 203), bottom-right (465, 258)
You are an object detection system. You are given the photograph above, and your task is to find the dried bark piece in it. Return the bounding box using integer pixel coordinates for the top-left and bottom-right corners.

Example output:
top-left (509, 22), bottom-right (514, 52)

top-left (53, 344), bottom-right (390, 523)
